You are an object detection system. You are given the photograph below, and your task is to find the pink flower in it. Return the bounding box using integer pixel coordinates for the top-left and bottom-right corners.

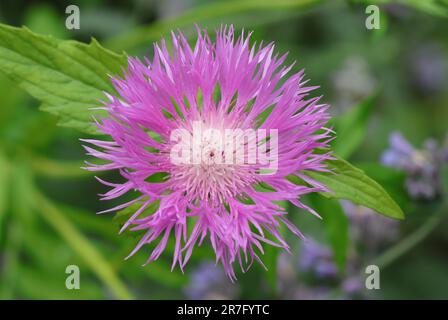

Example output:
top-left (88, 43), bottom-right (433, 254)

top-left (83, 26), bottom-right (333, 280)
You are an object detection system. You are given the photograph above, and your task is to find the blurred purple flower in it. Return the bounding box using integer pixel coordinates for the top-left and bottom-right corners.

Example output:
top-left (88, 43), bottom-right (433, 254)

top-left (184, 261), bottom-right (239, 299)
top-left (381, 132), bottom-right (416, 171)
top-left (341, 276), bottom-right (363, 295)
top-left (277, 239), bottom-right (365, 299)
top-left (410, 45), bottom-right (446, 95)
top-left (299, 240), bottom-right (338, 279)
top-left (341, 200), bottom-right (400, 250)
top-left (381, 131), bottom-right (448, 200)
top-left (291, 285), bottom-right (332, 300)
top-left (277, 250), bottom-right (333, 299)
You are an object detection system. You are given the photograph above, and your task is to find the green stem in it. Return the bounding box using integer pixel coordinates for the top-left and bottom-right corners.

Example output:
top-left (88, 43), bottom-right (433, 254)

top-left (0, 222), bottom-right (21, 299)
top-left (325, 202), bottom-right (447, 300)
top-left (33, 189), bottom-right (135, 300)
top-left (372, 202), bottom-right (447, 269)
top-left (30, 156), bottom-right (91, 178)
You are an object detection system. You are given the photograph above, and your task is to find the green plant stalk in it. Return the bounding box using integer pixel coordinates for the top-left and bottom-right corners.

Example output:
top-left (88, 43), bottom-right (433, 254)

top-left (0, 223), bottom-right (21, 299)
top-left (30, 156), bottom-right (90, 178)
top-left (33, 189), bottom-right (135, 300)
top-left (325, 201), bottom-right (447, 300)
top-left (372, 202), bottom-right (447, 269)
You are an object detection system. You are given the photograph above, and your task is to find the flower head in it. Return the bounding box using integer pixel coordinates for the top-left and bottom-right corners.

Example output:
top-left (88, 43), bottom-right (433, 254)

top-left (83, 26), bottom-right (332, 279)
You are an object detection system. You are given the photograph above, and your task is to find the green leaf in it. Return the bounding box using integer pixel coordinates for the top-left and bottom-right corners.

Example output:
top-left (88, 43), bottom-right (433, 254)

top-left (356, 163), bottom-right (410, 211)
top-left (0, 24), bottom-right (127, 135)
top-left (307, 194), bottom-right (349, 272)
top-left (0, 74), bottom-right (27, 130)
top-left (331, 93), bottom-right (377, 159)
top-left (303, 155), bottom-right (405, 220)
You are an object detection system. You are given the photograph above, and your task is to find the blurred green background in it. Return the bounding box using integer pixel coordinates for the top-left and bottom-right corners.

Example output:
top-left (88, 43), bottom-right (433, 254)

top-left (0, 0), bottom-right (447, 299)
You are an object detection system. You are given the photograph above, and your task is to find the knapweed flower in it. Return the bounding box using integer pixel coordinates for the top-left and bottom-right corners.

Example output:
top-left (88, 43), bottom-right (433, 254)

top-left (83, 26), bottom-right (332, 279)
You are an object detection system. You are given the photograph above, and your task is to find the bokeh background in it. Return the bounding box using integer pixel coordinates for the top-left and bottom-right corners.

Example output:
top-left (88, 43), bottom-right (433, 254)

top-left (0, 0), bottom-right (447, 299)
